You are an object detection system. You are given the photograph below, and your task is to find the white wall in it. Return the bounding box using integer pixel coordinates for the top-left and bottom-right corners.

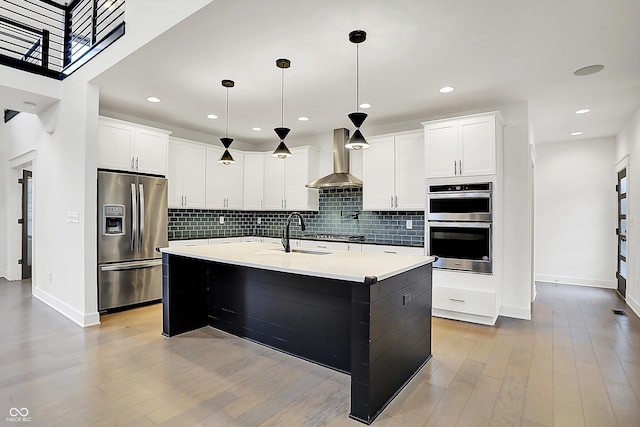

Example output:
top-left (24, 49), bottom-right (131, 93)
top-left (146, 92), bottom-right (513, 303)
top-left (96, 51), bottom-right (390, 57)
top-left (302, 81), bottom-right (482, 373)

top-left (535, 137), bottom-right (617, 288)
top-left (616, 106), bottom-right (640, 317)
top-left (0, 0), bottom-right (214, 326)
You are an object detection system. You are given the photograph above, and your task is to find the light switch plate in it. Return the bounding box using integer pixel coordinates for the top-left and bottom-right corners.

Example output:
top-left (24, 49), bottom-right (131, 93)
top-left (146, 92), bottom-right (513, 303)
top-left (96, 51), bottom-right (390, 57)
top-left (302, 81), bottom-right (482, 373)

top-left (406, 220), bottom-right (412, 230)
top-left (219, 216), bottom-right (224, 224)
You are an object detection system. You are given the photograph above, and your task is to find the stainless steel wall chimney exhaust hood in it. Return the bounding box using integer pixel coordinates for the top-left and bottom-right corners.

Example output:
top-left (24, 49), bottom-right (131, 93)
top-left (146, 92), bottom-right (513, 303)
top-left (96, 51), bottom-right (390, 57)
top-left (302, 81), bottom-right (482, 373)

top-left (306, 128), bottom-right (363, 189)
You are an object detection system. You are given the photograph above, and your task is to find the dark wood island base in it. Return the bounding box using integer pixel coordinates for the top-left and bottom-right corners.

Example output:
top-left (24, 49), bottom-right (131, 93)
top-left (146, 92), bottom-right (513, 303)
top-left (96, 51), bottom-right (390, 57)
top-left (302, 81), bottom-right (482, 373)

top-left (162, 253), bottom-right (432, 424)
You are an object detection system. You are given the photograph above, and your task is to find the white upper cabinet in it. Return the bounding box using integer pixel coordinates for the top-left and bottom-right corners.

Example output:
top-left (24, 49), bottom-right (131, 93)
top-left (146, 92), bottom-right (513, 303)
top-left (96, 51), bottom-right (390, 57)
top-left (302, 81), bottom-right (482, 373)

top-left (167, 138), bottom-right (206, 208)
top-left (206, 146), bottom-right (244, 209)
top-left (263, 146), bottom-right (319, 210)
top-left (423, 112), bottom-right (503, 178)
top-left (97, 117), bottom-right (170, 175)
top-left (363, 131), bottom-right (424, 210)
top-left (243, 153), bottom-right (265, 210)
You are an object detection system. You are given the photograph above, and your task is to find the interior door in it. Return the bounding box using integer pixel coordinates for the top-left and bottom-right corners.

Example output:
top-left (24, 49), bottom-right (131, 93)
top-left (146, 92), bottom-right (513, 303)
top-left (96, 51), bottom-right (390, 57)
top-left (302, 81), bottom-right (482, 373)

top-left (21, 170), bottom-right (32, 279)
top-left (616, 168), bottom-right (627, 298)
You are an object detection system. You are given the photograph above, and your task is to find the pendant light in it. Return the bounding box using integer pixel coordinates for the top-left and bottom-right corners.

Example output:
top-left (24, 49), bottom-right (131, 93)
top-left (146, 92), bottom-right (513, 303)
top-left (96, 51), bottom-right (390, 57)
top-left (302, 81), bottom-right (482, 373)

top-left (218, 79), bottom-right (235, 165)
top-left (345, 30), bottom-right (369, 150)
top-left (272, 58), bottom-right (293, 159)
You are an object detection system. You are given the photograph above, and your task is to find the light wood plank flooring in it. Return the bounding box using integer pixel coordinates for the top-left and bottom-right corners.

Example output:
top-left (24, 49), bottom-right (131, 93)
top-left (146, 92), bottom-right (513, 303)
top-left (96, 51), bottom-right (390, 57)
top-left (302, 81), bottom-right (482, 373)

top-left (1, 279), bottom-right (639, 426)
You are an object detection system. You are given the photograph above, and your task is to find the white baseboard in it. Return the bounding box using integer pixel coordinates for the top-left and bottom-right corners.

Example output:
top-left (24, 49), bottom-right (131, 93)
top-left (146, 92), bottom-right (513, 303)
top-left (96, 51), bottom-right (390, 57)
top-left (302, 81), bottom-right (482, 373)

top-left (32, 287), bottom-right (100, 327)
top-left (535, 274), bottom-right (616, 289)
top-left (500, 304), bottom-right (531, 320)
top-left (627, 295), bottom-right (640, 318)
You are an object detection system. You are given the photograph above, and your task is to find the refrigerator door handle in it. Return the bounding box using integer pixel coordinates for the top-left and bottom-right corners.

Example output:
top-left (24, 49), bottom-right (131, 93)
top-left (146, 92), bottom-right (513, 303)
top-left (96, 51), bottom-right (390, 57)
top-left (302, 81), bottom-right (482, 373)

top-left (139, 183), bottom-right (145, 252)
top-left (100, 259), bottom-right (162, 271)
top-left (130, 183), bottom-right (137, 252)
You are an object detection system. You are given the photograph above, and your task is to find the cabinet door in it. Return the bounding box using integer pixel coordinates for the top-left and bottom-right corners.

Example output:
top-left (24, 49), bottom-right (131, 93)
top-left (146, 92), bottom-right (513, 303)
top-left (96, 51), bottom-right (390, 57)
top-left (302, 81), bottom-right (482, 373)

top-left (205, 146), bottom-right (227, 209)
top-left (425, 121), bottom-right (458, 178)
top-left (225, 151), bottom-right (244, 209)
top-left (394, 132), bottom-right (425, 210)
top-left (363, 137), bottom-right (395, 210)
top-left (243, 153), bottom-right (264, 210)
top-left (167, 140), bottom-right (183, 208)
top-left (284, 148), bottom-right (309, 210)
top-left (459, 116), bottom-right (496, 176)
top-left (264, 155), bottom-right (286, 210)
top-left (182, 143), bottom-right (206, 208)
top-left (98, 120), bottom-right (134, 171)
top-left (134, 129), bottom-right (168, 175)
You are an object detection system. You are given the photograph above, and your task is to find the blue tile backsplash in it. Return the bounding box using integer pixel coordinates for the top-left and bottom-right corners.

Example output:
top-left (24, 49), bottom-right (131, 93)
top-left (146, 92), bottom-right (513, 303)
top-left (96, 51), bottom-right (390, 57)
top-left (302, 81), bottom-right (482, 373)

top-left (168, 188), bottom-right (425, 247)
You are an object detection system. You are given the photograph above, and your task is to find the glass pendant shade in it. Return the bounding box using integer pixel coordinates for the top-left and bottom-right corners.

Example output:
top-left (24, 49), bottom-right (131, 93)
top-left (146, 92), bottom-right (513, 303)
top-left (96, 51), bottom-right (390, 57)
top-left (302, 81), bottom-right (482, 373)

top-left (273, 140), bottom-right (292, 158)
top-left (345, 128), bottom-right (369, 150)
top-left (219, 149), bottom-right (235, 165)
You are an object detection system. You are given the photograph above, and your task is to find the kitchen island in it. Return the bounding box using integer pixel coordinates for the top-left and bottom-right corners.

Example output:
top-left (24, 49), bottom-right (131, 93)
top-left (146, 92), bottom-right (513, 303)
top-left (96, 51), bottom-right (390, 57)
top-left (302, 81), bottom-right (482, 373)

top-left (160, 242), bottom-right (434, 424)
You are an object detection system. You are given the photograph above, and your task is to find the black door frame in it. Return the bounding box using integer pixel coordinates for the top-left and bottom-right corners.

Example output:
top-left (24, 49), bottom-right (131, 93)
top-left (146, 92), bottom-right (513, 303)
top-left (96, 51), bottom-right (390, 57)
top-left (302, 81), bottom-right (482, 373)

top-left (21, 169), bottom-right (32, 279)
top-left (616, 167), bottom-right (627, 298)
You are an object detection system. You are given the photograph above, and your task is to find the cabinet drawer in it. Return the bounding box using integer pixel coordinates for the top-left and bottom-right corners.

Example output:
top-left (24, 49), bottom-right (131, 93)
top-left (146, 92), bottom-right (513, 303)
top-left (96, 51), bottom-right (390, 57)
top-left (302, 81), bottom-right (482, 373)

top-left (433, 286), bottom-right (496, 317)
top-left (361, 244), bottom-right (424, 256)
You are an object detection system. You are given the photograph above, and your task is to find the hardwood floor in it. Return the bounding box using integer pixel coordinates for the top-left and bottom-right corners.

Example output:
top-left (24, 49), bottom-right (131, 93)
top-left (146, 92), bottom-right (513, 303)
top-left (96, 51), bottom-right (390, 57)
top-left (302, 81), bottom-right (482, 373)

top-left (1, 279), bottom-right (639, 426)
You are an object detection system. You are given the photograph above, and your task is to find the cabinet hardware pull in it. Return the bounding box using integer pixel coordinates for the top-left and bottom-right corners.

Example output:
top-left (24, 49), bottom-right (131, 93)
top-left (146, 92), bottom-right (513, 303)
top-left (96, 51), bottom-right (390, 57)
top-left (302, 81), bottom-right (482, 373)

top-left (136, 157), bottom-right (139, 170)
top-left (384, 251), bottom-right (397, 254)
top-left (395, 195), bottom-right (398, 208)
top-left (454, 160), bottom-right (457, 175)
top-left (449, 298), bottom-right (466, 303)
top-left (391, 196), bottom-right (394, 208)
top-left (317, 245), bottom-right (327, 249)
top-left (131, 157), bottom-right (135, 169)
top-left (459, 160), bottom-right (462, 175)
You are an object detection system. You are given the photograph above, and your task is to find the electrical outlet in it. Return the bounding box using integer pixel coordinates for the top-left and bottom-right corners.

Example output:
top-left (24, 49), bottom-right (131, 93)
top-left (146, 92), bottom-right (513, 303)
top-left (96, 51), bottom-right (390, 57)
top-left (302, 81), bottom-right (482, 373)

top-left (406, 220), bottom-right (412, 230)
top-left (403, 293), bottom-right (412, 305)
top-left (219, 216), bottom-right (224, 224)
top-left (257, 217), bottom-right (262, 225)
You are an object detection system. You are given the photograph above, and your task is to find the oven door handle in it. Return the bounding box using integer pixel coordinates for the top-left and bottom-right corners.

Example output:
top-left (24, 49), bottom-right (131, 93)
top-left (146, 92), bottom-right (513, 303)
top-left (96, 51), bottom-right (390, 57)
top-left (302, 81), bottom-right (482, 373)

top-left (428, 221), bottom-right (491, 228)
top-left (428, 192), bottom-right (490, 199)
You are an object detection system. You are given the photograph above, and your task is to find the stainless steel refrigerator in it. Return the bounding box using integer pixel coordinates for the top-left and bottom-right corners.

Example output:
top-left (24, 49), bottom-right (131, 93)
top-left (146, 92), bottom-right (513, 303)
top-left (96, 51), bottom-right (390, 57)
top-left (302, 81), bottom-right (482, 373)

top-left (97, 170), bottom-right (168, 311)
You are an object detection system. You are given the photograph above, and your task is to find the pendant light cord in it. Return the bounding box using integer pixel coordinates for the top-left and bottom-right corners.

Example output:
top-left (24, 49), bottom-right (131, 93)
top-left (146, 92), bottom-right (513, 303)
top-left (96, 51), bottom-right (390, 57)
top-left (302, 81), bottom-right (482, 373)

top-left (225, 87), bottom-right (229, 138)
top-left (356, 43), bottom-right (359, 112)
top-left (281, 67), bottom-right (285, 127)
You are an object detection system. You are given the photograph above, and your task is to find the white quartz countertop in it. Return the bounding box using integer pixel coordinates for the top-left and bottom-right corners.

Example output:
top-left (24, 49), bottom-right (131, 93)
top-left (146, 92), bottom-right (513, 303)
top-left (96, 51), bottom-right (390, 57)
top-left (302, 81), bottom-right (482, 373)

top-left (160, 242), bottom-right (434, 283)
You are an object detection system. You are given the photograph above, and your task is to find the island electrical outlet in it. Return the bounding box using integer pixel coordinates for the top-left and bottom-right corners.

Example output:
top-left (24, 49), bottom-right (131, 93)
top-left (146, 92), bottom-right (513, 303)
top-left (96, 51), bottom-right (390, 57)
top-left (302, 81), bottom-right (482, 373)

top-left (403, 293), bottom-right (412, 305)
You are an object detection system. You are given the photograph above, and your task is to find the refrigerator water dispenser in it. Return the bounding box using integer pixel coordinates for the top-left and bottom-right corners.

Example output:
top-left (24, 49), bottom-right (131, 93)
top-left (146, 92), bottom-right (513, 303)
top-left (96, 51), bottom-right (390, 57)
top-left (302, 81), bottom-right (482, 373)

top-left (103, 204), bottom-right (125, 235)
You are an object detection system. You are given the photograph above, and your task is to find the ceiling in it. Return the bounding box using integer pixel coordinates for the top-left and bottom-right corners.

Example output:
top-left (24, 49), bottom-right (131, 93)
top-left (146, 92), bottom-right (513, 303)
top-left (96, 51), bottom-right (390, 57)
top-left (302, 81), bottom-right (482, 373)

top-left (92, 0), bottom-right (640, 147)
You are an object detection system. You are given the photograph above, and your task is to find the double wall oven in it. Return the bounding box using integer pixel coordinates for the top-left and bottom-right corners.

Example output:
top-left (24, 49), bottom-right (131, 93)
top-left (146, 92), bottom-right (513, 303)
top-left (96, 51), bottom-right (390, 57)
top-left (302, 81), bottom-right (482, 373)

top-left (427, 182), bottom-right (493, 273)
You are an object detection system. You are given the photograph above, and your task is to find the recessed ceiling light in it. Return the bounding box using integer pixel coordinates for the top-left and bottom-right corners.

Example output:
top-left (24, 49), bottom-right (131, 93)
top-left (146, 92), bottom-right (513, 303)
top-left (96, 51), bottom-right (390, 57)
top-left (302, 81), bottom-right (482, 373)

top-left (359, 103), bottom-right (371, 109)
top-left (206, 114), bottom-right (218, 119)
top-left (439, 86), bottom-right (454, 93)
top-left (575, 109), bottom-right (590, 114)
top-left (571, 132), bottom-right (583, 136)
top-left (146, 96), bottom-right (160, 103)
top-left (573, 65), bottom-right (604, 76)
top-left (298, 116), bottom-right (309, 121)
top-left (252, 127), bottom-right (262, 131)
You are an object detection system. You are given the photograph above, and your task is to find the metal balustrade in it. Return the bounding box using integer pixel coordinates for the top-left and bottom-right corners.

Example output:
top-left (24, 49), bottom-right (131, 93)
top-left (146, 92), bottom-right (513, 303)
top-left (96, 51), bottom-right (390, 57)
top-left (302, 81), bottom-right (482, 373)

top-left (0, 0), bottom-right (125, 79)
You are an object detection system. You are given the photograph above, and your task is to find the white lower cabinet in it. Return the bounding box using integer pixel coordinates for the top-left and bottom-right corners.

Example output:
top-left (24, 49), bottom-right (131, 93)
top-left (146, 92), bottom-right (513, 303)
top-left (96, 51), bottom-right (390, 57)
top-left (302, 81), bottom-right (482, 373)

top-left (361, 244), bottom-right (425, 256)
top-left (432, 285), bottom-right (497, 325)
top-left (208, 237), bottom-right (242, 244)
top-left (299, 240), bottom-right (348, 252)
